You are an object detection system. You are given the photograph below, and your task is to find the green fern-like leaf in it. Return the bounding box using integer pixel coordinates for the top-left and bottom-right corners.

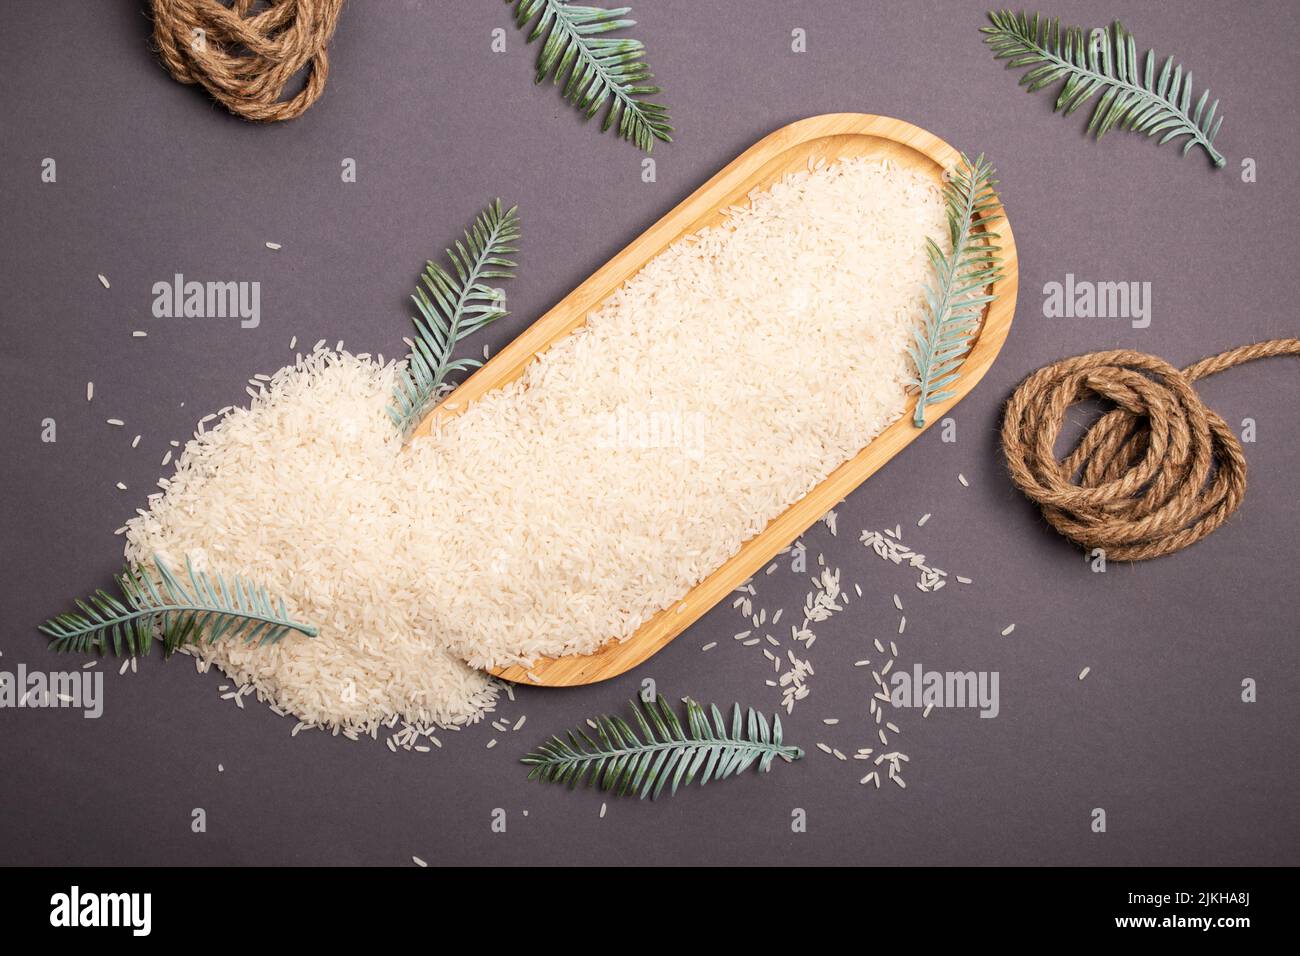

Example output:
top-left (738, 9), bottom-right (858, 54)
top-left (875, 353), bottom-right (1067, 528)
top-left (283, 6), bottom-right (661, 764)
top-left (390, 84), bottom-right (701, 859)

top-left (909, 153), bottom-right (1005, 428)
top-left (388, 200), bottom-right (520, 436)
top-left (521, 694), bottom-right (803, 799)
top-left (38, 554), bottom-right (318, 659)
top-left (982, 11), bottom-right (1226, 167)
top-left (506, 0), bottom-right (673, 152)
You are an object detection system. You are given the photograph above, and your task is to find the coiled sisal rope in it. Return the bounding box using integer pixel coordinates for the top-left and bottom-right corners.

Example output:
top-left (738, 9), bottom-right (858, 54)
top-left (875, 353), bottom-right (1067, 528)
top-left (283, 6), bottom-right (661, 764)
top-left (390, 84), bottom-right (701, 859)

top-left (151, 0), bottom-right (344, 122)
top-left (1001, 339), bottom-right (1300, 561)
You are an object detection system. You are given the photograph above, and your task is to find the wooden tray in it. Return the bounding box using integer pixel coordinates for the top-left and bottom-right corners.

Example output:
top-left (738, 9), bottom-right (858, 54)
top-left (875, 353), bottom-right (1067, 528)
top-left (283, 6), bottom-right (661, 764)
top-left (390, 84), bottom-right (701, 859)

top-left (412, 113), bottom-right (1019, 686)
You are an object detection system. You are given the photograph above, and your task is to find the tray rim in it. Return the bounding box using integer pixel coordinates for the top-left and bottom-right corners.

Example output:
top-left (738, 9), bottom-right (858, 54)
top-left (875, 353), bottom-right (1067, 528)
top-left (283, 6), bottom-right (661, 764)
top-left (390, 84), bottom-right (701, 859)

top-left (415, 112), bottom-right (1019, 686)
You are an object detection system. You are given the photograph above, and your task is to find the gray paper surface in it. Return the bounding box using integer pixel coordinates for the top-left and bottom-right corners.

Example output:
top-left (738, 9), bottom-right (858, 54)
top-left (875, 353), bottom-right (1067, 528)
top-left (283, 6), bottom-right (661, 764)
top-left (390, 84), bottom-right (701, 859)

top-left (1, 0), bottom-right (1296, 865)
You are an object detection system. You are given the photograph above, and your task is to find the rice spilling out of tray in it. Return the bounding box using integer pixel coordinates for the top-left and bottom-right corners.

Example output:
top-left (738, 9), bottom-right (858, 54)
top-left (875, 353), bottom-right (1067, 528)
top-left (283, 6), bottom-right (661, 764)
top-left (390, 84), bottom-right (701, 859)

top-left (124, 350), bottom-right (502, 731)
top-left (124, 156), bottom-right (946, 730)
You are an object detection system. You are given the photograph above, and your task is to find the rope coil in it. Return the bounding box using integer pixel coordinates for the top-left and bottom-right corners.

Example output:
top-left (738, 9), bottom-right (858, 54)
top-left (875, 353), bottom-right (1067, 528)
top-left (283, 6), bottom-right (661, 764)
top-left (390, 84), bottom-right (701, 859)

top-left (151, 0), bottom-right (344, 122)
top-left (1001, 339), bottom-right (1300, 561)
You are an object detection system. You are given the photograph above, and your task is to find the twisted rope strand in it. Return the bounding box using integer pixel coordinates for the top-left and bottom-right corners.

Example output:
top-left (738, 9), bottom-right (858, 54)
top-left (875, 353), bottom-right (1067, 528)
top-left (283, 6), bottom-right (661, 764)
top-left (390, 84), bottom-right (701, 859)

top-left (151, 0), bottom-right (344, 122)
top-left (1001, 339), bottom-right (1300, 561)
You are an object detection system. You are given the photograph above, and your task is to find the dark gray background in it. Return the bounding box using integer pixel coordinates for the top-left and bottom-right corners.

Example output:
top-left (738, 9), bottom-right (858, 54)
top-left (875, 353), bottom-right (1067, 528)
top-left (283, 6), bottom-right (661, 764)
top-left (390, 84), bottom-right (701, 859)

top-left (1, 0), bottom-right (1297, 866)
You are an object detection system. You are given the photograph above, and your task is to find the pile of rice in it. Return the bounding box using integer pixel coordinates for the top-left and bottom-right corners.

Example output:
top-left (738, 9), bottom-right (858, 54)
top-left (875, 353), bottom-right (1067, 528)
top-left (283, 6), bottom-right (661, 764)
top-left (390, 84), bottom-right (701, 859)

top-left (124, 350), bottom-right (501, 730)
top-left (124, 156), bottom-right (946, 734)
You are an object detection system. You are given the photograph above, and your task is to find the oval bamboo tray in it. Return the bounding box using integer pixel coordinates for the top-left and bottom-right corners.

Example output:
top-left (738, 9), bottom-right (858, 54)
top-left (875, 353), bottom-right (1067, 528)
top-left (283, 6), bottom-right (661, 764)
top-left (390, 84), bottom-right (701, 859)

top-left (412, 113), bottom-right (1019, 686)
